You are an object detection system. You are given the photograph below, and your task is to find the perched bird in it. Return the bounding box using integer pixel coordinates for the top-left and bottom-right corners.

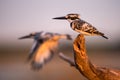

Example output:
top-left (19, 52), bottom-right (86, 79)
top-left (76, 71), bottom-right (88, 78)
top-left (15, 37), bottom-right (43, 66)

top-left (19, 31), bottom-right (72, 70)
top-left (53, 13), bottom-right (108, 39)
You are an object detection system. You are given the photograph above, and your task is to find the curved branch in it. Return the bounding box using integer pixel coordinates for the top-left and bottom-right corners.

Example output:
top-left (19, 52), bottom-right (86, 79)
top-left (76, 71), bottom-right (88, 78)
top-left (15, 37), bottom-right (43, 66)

top-left (73, 34), bottom-right (120, 80)
top-left (60, 34), bottom-right (120, 80)
top-left (59, 52), bottom-right (75, 67)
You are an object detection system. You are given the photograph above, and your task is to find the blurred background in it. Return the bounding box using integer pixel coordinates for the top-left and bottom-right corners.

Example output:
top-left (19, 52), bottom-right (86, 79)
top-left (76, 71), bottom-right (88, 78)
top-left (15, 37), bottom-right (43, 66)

top-left (0, 0), bottom-right (120, 80)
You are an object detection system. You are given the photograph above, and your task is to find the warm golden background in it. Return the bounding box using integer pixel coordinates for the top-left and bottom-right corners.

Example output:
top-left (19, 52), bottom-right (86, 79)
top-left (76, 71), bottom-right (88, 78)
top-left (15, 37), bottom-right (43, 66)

top-left (0, 0), bottom-right (120, 80)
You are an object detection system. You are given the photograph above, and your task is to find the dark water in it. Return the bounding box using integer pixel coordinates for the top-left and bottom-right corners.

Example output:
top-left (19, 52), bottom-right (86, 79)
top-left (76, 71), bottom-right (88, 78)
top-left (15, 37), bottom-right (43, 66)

top-left (0, 47), bottom-right (120, 80)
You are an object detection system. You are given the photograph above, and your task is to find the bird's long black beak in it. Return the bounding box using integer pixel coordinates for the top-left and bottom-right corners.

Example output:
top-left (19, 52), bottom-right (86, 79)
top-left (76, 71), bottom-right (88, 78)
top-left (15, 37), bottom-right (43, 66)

top-left (53, 16), bottom-right (67, 20)
top-left (19, 35), bottom-right (31, 39)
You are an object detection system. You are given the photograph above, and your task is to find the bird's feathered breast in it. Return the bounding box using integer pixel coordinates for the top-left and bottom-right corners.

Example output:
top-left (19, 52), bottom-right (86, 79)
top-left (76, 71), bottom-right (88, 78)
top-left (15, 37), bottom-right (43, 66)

top-left (31, 39), bottom-right (58, 70)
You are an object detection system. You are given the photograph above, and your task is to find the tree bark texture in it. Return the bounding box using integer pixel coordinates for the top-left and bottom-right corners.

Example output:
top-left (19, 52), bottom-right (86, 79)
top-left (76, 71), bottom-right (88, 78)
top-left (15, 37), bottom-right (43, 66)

top-left (73, 34), bottom-right (120, 80)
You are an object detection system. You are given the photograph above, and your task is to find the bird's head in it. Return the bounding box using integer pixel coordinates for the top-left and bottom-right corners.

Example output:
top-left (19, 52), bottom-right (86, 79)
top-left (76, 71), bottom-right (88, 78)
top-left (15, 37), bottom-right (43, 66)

top-left (19, 31), bottom-right (56, 41)
top-left (53, 13), bottom-right (80, 23)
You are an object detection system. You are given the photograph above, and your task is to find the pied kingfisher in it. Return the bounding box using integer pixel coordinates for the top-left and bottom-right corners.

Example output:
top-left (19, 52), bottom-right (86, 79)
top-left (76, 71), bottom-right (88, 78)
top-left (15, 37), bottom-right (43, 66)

top-left (19, 31), bottom-right (72, 70)
top-left (53, 13), bottom-right (108, 39)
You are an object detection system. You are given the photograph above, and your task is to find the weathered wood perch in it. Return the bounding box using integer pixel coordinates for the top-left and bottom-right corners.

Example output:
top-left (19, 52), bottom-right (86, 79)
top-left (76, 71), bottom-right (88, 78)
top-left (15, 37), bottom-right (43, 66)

top-left (59, 34), bottom-right (120, 80)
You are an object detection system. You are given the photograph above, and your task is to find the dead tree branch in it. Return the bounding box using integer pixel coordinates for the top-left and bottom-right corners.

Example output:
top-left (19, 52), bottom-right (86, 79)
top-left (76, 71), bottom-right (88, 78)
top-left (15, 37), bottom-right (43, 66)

top-left (60, 34), bottom-right (120, 80)
top-left (59, 52), bottom-right (75, 67)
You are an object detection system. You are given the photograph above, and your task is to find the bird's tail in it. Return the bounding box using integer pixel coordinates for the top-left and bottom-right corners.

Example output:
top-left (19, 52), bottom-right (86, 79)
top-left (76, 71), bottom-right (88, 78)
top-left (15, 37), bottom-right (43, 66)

top-left (96, 31), bottom-right (108, 39)
top-left (31, 61), bottom-right (43, 71)
top-left (102, 35), bottom-right (108, 39)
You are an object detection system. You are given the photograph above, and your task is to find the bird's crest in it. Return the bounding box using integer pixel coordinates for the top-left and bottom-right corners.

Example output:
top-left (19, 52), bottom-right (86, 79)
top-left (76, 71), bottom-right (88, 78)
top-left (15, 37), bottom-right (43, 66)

top-left (66, 13), bottom-right (80, 20)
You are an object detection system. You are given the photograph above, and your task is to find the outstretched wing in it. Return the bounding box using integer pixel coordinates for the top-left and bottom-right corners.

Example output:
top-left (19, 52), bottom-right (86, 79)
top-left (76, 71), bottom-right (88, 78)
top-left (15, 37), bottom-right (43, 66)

top-left (27, 40), bottom-right (43, 61)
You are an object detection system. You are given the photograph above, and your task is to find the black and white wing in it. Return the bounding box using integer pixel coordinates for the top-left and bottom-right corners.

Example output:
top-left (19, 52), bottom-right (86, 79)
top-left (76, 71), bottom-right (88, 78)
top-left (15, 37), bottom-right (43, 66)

top-left (27, 40), bottom-right (41, 61)
top-left (71, 19), bottom-right (108, 39)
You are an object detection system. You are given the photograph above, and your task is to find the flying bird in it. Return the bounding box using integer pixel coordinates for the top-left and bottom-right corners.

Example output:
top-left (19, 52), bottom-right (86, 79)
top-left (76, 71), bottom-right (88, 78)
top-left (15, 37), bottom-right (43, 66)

top-left (53, 13), bottom-right (108, 39)
top-left (19, 31), bottom-right (72, 70)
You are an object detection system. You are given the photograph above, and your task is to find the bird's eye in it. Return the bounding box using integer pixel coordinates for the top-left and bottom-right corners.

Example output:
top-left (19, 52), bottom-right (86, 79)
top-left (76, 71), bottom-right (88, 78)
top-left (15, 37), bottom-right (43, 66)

top-left (67, 16), bottom-right (71, 19)
top-left (71, 17), bottom-right (75, 20)
top-left (71, 17), bottom-right (77, 20)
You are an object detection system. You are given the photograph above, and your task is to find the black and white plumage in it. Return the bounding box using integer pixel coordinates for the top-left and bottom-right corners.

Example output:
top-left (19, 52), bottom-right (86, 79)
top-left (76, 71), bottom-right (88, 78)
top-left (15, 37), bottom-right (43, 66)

top-left (19, 31), bottom-right (72, 70)
top-left (53, 13), bottom-right (108, 39)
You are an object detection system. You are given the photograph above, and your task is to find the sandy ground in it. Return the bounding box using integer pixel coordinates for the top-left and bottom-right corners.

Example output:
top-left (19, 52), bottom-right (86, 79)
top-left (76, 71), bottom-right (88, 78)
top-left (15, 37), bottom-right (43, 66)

top-left (0, 48), bottom-right (120, 80)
